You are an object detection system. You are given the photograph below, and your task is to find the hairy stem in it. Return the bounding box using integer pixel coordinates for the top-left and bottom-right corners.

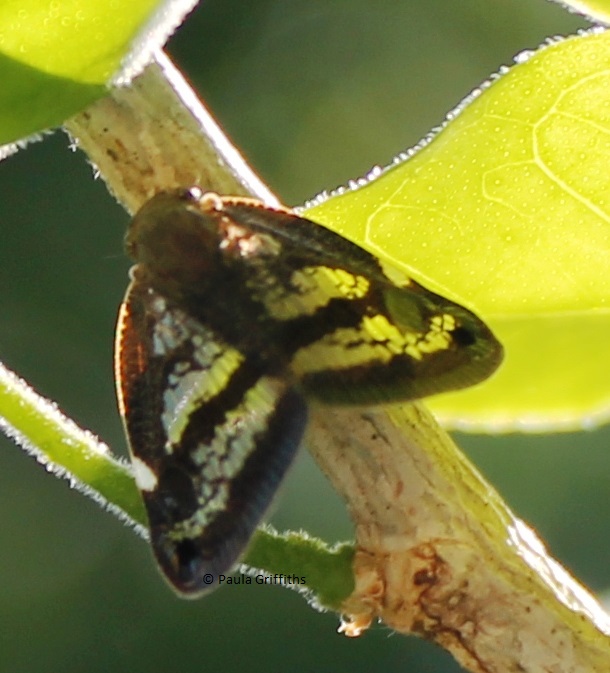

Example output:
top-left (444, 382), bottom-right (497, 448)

top-left (62, 50), bottom-right (610, 672)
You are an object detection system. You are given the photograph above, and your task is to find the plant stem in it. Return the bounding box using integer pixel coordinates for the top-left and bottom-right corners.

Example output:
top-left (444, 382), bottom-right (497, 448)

top-left (0, 361), bottom-right (146, 534)
top-left (63, 51), bottom-right (610, 671)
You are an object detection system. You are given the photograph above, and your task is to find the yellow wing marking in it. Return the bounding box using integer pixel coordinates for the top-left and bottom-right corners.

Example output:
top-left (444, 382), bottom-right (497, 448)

top-left (290, 312), bottom-right (459, 377)
top-left (252, 265), bottom-right (370, 320)
top-left (168, 376), bottom-right (287, 541)
top-left (162, 347), bottom-right (244, 449)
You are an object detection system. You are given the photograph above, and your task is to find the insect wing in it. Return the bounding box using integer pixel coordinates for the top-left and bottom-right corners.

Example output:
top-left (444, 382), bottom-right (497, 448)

top-left (115, 277), bottom-right (308, 596)
top-left (220, 200), bottom-right (503, 406)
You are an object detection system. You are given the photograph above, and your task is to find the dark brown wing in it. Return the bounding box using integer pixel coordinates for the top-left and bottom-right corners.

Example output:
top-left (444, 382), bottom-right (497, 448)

top-left (115, 277), bottom-right (307, 596)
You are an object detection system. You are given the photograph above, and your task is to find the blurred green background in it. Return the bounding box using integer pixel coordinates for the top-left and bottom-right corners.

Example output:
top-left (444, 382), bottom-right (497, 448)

top-left (1, 1), bottom-right (608, 672)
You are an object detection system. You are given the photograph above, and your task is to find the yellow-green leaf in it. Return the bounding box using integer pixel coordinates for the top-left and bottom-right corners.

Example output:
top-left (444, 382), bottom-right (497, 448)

top-left (0, 0), bottom-right (195, 144)
top-left (305, 29), bottom-right (610, 432)
top-left (552, 0), bottom-right (610, 24)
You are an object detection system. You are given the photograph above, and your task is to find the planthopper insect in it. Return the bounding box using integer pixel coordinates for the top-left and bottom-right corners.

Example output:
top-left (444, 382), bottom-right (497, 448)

top-left (115, 187), bottom-right (503, 596)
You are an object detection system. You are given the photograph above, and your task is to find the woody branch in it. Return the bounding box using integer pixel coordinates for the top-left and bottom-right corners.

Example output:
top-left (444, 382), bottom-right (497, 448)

top-left (64, 50), bottom-right (610, 673)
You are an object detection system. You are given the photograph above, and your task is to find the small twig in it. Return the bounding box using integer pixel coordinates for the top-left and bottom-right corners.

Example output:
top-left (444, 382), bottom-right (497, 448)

top-left (66, 51), bottom-right (278, 213)
top-left (0, 361), bottom-right (146, 534)
top-left (64, 49), bottom-right (610, 672)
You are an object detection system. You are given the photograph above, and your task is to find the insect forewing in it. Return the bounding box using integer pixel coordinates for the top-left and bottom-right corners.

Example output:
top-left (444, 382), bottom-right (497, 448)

top-left (116, 278), bottom-right (307, 595)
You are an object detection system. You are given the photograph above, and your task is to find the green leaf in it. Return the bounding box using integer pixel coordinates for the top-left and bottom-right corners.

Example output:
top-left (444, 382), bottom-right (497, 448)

top-left (552, 0), bottom-right (610, 24)
top-left (305, 29), bottom-right (610, 432)
top-left (0, 53), bottom-right (104, 146)
top-left (0, 0), bottom-right (194, 144)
